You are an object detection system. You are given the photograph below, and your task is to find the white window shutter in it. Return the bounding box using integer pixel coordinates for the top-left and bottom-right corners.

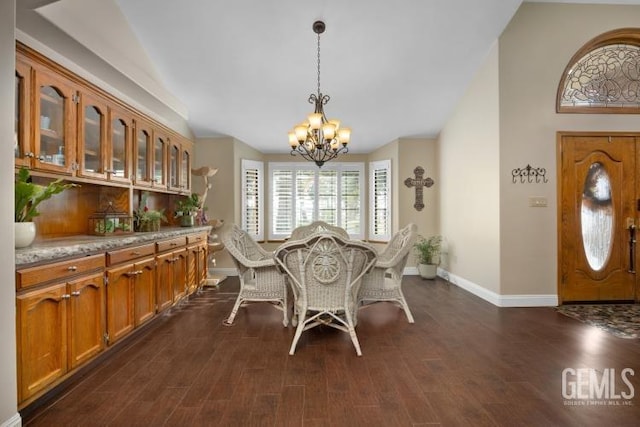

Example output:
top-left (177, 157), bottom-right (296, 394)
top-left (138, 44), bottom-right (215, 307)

top-left (369, 160), bottom-right (391, 241)
top-left (241, 159), bottom-right (264, 241)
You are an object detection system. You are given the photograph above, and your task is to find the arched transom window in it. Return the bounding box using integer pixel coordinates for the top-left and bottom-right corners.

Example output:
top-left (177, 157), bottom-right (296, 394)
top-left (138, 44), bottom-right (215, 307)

top-left (557, 28), bottom-right (640, 113)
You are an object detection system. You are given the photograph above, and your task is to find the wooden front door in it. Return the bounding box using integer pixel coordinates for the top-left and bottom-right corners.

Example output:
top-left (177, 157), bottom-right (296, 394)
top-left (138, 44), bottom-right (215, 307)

top-left (559, 133), bottom-right (638, 303)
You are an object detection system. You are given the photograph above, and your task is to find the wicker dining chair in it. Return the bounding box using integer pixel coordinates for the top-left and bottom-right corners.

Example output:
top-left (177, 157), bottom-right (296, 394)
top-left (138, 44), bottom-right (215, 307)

top-left (290, 220), bottom-right (350, 241)
top-left (357, 223), bottom-right (418, 323)
top-left (222, 224), bottom-right (288, 326)
top-left (274, 233), bottom-right (377, 356)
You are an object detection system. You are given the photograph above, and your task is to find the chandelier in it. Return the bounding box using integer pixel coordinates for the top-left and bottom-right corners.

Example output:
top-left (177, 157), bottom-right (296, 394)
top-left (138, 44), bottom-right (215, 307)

top-left (288, 20), bottom-right (351, 168)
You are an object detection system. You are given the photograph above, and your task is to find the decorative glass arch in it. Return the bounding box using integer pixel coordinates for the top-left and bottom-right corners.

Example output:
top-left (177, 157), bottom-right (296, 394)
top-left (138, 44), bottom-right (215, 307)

top-left (557, 28), bottom-right (640, 113)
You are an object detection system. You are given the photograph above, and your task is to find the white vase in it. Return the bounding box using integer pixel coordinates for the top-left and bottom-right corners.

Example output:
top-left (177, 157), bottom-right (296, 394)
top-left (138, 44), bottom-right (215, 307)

top-left (15, 222), bottom-right (36, 248)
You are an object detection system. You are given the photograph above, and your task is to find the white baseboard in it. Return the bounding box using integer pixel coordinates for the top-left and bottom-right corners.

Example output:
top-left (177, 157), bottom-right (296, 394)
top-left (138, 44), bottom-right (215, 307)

top-left (403, 267), bottom-right (558, 307)
top-left (1, 413), bottom-right (21, 427)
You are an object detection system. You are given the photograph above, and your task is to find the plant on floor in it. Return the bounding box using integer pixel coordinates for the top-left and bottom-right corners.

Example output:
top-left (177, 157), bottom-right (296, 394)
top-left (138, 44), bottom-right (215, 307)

top-left (414, 235), bottom-right (442, 279)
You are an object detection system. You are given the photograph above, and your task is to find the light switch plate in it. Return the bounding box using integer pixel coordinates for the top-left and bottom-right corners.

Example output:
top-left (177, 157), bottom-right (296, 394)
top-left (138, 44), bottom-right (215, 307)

top-left (529, 196), bottom-right (547, 207)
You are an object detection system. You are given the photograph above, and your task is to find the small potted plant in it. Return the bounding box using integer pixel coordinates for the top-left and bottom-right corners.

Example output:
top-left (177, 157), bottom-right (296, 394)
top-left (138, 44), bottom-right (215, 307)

top-left (15, 167), bottom-right (78, 248)
top-left (414, 235), bottom-right (442, 279)
top-left (134, 192), bottom-right (167, 232)
top-left (174, 194), bottom-right (201, 227)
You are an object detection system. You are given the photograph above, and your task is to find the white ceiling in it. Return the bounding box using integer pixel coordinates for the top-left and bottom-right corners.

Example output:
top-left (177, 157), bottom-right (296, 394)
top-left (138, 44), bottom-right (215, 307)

top-left (32, 0), bottom-right (640, 153)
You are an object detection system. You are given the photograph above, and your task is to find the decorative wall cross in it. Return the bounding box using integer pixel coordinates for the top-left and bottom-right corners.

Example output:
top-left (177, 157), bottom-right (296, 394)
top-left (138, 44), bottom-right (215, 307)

top-left (404, 166), bottom-right (434, 211)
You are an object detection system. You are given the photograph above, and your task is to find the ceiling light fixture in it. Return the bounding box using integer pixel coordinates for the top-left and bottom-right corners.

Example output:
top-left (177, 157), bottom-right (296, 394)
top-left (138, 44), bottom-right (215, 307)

top-left (288, 20), bottom-right (351, 168)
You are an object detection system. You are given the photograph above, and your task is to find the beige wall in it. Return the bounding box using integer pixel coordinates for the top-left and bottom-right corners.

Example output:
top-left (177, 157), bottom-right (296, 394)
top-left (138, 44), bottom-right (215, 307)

top-left (499, 3), bottom-right (640, 296)
top-left (2, 1), bottom-right (19, 425)
top-left (439, 41), bottom-right (501, 294)
top-left (194, 137), bottom-right (263, 269)
top-left (398, 138), bottom-right (438, 267)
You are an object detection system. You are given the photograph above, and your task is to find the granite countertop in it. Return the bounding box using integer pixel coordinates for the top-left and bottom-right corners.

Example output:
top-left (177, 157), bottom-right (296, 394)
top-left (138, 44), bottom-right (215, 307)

top-left (16, 226), bottom-right (212, 267)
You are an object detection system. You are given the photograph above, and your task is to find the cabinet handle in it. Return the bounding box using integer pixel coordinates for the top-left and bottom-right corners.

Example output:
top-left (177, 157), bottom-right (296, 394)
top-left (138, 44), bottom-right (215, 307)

top-left (71, 291), bottom-right (81, 297)
top-left (131, 251), bottom-right (141, 256)
top-left (170, 242), bottom-right (178, 246)
top-left (61, 294), bottom-right (71, 299)
top-left (67, 266), bottom-right (78, 271)
top-left (170, 257), bottom-right (180, 263)
top-left (25, 152), bottom-right (34, 158)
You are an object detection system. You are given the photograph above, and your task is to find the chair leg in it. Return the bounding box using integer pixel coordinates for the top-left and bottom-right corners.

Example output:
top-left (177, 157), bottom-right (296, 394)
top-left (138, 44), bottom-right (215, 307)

top-left (281, 298), bottom-right (289, 327)
top-left (348, 326), bottom-right (362, 356)
top-left (225, 296), bottom-right (244, 325)
top-left (289, 312), bottom-right (306, 355)
top-left (397, 291), bottom-right (415, 323)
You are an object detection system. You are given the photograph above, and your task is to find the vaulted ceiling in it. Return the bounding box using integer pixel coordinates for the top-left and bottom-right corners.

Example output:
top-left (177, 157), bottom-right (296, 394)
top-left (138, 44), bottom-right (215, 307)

top-left (23, 0), bottom-right (640, 153)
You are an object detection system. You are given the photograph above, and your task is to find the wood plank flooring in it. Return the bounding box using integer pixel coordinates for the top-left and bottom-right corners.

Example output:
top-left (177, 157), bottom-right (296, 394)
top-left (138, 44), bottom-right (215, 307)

top-left (23, 276), bottom-right (640, 426)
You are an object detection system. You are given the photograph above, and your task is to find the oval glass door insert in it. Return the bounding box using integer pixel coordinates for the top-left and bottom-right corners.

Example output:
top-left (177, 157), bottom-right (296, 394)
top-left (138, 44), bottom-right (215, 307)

top-left (581, 162), bottom-right (613, 271)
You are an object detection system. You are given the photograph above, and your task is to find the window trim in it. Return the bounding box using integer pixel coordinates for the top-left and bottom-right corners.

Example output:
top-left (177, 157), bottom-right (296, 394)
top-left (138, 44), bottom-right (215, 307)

top-left (268, 162), bottom-right (365, 241)
top-left (241, 159), bottom-right (264, 241)
top-left (369, 159), bottom-right (392, 242)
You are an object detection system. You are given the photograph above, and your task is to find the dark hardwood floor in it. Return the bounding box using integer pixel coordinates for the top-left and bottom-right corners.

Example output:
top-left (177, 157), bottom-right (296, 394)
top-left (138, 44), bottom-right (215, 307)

top-left (23, 276), bottom-right (640, 426)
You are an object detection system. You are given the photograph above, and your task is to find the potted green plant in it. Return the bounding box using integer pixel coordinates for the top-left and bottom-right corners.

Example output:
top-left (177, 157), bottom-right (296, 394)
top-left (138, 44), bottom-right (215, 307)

top-left (15, 167), bottom-right (78, 248)
top-left (414, 235), bottom-right (442, 279)
top-left (174, 194), bottom-right (201, 227)
top-left (134, 192), bottom-right (167, 232)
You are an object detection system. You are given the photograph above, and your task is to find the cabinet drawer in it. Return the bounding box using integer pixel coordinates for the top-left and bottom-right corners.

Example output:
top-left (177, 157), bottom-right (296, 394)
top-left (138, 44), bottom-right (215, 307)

top-left (156, 236), bottom-right (187, 252)
top-left (17, 254), bottom-right (105, 291)
top-left (107, 243), bottom-right (156, 266)
top-left (187, 233), bottom-right (207, 245)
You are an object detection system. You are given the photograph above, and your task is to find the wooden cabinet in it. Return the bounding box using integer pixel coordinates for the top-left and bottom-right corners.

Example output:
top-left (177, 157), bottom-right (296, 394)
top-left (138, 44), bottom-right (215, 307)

top-left (16, 283), bottom-right (67, 404)
top-left (16, 258), bottom-right (105, 404)
top-left (107, 106), bottom-right (133, 184)
top-left (105, 243), bottom-right (156, 344)
top-left (152, 131), bottom-right (168, 190)
top-left (77, 89), bottom-right (108, 180)
top-left (156, 249), bottom-right (187, 311)
top-left (133, 117), bottom-right (153, 187)
top-left (15, 232), bottom-right (208, 407)
top-left (169, 139), bottom-right (180, 192)
top-left (15, 56), bottom-right (32, 168)
top-left (68, 272), bottom-right (105, 368)
top-left (33, 64), bottom-right (76, 175)
top-left (168, 137), bottom-right (193, 193)
top-left (156, 235), bottom-right (190, 310)
top-left (187, 239), bottom-right (208, 294)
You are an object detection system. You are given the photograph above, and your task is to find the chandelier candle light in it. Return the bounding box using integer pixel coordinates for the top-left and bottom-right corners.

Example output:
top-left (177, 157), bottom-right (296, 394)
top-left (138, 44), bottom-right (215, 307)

top-left (288, 20), bottom-right (351, 167)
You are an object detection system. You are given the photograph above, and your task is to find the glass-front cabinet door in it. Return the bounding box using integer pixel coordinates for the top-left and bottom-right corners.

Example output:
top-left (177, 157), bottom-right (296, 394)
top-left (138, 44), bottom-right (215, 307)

top-left (152, 132), bottom-right (167, 189)
top-left (169, 140), bottom-right (180, 192)
top-left (108, 107), bottom-right (132, 184)
top-left (34, 67), bottom-right (76, 174)
top-left (77, 91), bottom-right (108, 180)
top-left (133, 118), bottom-right (152, 187)
top-left (181, 143), bottom-right (192, 193)
top-left (15, 58), bottom-right (31, 168)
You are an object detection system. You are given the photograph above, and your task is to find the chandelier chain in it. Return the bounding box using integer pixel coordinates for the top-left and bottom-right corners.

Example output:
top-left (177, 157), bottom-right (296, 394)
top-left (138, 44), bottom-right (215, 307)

top-left (316, 32), bottom-right (321, 96)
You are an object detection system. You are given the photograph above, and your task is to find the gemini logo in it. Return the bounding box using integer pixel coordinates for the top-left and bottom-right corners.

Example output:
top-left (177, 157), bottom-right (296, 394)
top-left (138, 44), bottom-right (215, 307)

top-left (562, 368), bottom-right (635, 406)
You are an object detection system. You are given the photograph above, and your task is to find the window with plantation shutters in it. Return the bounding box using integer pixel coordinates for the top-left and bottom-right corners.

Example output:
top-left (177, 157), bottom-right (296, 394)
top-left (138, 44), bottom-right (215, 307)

top-left (268, 162), bottom-right (364, 240)
top-left (241, 159), bottom-right (264, 241)
top-left (369, 160), bottom-right (391, 241)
